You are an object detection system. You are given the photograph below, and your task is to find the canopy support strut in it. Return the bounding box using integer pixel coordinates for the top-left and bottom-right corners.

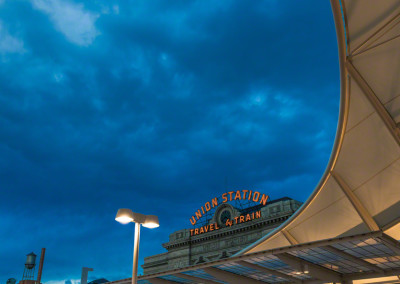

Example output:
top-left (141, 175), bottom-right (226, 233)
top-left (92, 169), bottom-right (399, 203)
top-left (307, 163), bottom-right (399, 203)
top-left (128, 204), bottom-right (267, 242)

top-left (345, 61), bottom-right (400, 146)
top-left (282, 229), bottom-right (299, 245)
top-left (331, 171), bottom-right (379, 231)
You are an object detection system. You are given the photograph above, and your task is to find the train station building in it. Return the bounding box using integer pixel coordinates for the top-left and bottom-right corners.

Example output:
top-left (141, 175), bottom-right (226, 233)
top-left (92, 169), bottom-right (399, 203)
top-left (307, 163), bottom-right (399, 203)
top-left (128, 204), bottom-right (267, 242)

top-left (142, 197), bottom-right (302, 275)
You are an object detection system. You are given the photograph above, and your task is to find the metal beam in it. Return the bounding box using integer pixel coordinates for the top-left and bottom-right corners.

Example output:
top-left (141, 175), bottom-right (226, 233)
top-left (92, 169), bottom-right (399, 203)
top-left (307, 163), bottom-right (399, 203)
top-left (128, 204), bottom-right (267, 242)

top-left (345, 60), bottom-right (400, 146)
top-left (105, 278), bottom-right (131, 284)
top-left (203, 267), bottom-right (264, 284)
top-left (353, 34), bottom-right (400, 57)
top-left (236, 260), bottom-right (302, 283)
top-left (323, 245), bottom-right (384, 273)
top-left (149, 278), bottom-right (175, 284)
top-left (276, 253), bottom-right (342, 282)
top-left (377, 234), bottom-right (400, 255)
top-left (174, 273), bottom-right (219, 284)
top-left (382, 215), bottom-right (400, 231)
top-left (282, 230), bottom-right (299, 245)
top-left (331, 171), bottom-right (380, 231)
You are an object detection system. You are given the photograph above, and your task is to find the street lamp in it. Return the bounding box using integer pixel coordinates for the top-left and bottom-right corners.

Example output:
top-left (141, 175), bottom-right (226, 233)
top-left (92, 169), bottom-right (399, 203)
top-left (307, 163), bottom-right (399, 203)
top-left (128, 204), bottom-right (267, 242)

top-left (115, 208), bottom-right (159, 284)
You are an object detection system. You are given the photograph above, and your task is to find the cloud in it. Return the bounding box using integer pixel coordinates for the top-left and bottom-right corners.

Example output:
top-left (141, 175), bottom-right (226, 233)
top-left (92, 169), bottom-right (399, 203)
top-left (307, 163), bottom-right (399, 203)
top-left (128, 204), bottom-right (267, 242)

top-left (0, 22), bottom-right (25, 54)
top-left (31, 0), bottom-right (99, 46)
top-left (0, 0), bottom-right (339, 282)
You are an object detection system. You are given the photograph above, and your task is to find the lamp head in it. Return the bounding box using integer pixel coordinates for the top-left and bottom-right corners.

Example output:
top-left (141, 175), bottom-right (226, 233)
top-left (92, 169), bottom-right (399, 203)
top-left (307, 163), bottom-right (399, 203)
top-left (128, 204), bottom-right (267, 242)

top-left (115, 208), bottom-right (134, 224)
top-left (143, 215), bottom-right (159, 229)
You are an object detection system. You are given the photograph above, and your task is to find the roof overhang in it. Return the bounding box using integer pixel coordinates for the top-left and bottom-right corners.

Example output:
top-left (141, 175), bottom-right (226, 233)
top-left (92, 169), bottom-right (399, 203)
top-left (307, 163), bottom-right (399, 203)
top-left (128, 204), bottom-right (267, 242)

top-left (111, 231), bottom-right (400, 283)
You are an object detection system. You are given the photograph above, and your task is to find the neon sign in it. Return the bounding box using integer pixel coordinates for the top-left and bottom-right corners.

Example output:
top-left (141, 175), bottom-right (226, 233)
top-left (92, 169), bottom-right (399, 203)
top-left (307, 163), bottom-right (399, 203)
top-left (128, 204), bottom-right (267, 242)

top-left (190, 210), bottom-right (262, 236)
top-left (189, 190), bottom-right (269, 236)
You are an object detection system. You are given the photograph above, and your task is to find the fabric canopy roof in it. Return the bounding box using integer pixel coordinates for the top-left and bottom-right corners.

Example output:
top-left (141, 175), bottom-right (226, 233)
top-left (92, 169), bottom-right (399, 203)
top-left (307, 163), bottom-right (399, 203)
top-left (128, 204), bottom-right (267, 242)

top-left (239, 0), bottom-right (400, 255)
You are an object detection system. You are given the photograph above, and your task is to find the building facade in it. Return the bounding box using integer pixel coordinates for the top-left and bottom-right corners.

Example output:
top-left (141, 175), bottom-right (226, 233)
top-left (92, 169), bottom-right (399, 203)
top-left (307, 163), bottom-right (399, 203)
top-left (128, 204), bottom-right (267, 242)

top-left (142, 197), bottom-right (302, 275)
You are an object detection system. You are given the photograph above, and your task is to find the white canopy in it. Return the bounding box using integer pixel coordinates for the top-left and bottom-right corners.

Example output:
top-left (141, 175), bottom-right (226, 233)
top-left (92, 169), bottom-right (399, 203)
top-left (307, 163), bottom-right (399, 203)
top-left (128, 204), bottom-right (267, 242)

top-left (240, 0), bottom-right (400, 255)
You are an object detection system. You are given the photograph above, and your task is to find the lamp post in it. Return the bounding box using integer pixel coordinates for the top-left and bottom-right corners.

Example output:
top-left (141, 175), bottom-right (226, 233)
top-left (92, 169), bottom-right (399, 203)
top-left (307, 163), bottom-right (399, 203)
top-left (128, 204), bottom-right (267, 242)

top-left (115, 209), bottom-right (159, 284)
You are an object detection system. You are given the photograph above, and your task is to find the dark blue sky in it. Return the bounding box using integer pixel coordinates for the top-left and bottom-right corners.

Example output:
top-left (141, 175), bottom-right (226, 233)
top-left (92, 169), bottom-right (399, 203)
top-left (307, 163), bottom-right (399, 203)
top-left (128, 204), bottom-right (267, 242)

top-left (0, 1), bottom-right (339, 283)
